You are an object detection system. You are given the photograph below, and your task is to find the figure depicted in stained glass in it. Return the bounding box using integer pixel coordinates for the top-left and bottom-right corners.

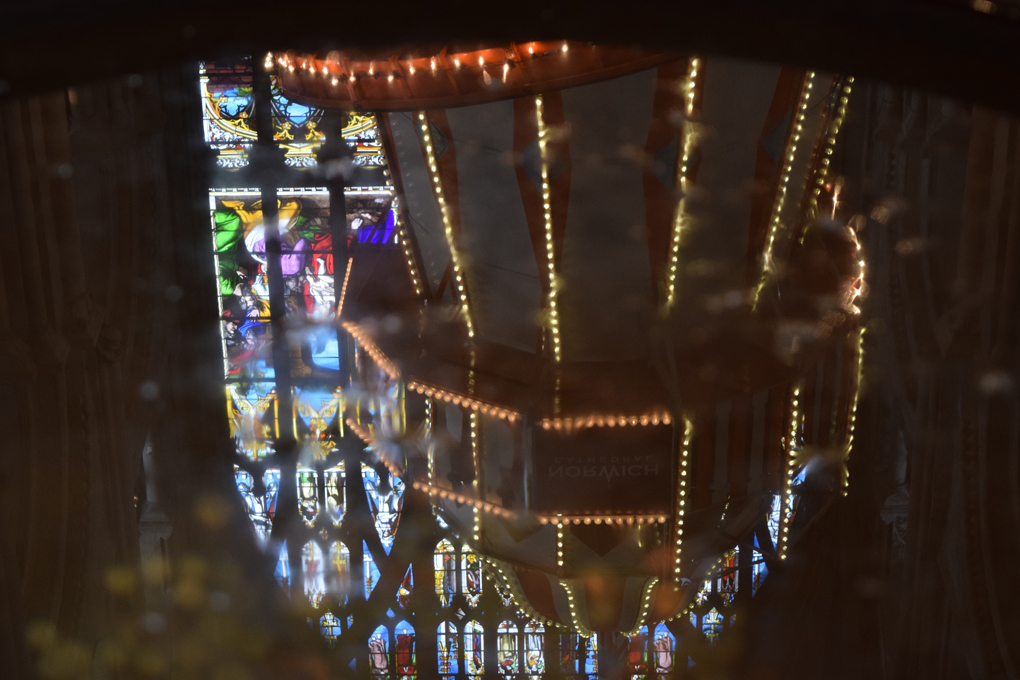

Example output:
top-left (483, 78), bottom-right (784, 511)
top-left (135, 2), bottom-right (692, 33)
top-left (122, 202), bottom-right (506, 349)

top-left (437, 622), bottom-right (459, 677)
top-left (226, 383), bottom-right (276, 459)
top-left (524, 622), bottom-right (545, 676)
top-left (434, 540), bottom-right (457, 608)
top-left (297, 470), bottom-right (319, 527)
top-left (465, 621), bottom-right (484, 677)
top-left (717, 550), bottom-right (738, 606)
top-left (395, 620), bottom-right (415, 679)
top-left (302, 541), bottom-right (326, 607)
top-left (628, 627), bottom-right (649, 677)
top-left (211, 190), bottom-right (339, 382)
top-left (324, 464), bottom-right (345, 525)
top-left (363, 465), bottom-right (404, 553)
top-left (369, 625), bottom-right (389, 677)
top-left (461, 547), bottom-right (482, 607)
top-left (652, 623), bottom-right (674, 676)
top-left (397, 566), bottom-right (413, 609)
top-left (327, 541), bottom-right (350, 606)
top-left (497, 621), bottom-right (518, 675)
top-left (295, 387), bottom-right (344, 461)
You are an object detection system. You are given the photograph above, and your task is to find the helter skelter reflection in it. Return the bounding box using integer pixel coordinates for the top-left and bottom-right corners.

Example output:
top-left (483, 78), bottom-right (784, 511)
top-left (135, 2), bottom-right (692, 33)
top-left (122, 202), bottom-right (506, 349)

top-left (204, 39), bottom-right (867, 675)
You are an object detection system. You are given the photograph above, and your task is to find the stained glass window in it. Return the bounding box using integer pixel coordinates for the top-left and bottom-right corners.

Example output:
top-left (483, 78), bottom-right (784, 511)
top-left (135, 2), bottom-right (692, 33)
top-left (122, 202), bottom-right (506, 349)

top-left (234, 466), bottom-right (276, 544)
top-left (627, 626), bottom-right (649, 677)
top-left (465, 621), bottom-right (484, 677)
top-left (461, 546), bottom-right (482, 607)
top-left (497, 621), bottom-right (518, 675)
top-left (324, 464), bottom-right (346, 526)
top-left (303, 541), bottom-right (326, 607)
top-left (364, 541), bottom-right (381, 598)
top-left (369, 625), bottom-right (390, 678)
top-left (394, 620), bottom-right (416, 680)
top-left (199, 59), bottom-right (256, 169)
top-left (523, 622), bottom-right (545, 676)
top-left (397, 566), bottom-right (413, 610)
top-left (274, 540), bottom-right (290, 594)
top-left (437, 622), bottom-right (459, 677)
top-left (701, 608), bottom-right (723, 643)
top-left (227, 383), bottom-right (276, 459)
top-left (327, 541), bottom-right (350, 606)
top-left (364, 464), bottom-right (404, 553)
top-left (320, 612), bottom-right (341, 648)
top-left (651, 623), bottom-right (675, 677)
top-left (434, 540), bottom-right (457, 607)
top-left (298, 470), bottom-right (319, 527)
top-left (717, 549), bottom-right (738, 606)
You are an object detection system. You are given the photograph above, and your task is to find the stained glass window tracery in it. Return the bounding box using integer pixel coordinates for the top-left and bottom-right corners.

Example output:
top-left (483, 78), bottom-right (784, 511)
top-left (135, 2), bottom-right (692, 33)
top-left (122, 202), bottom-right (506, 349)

top-left (364, 464), bottom-right (404, 553)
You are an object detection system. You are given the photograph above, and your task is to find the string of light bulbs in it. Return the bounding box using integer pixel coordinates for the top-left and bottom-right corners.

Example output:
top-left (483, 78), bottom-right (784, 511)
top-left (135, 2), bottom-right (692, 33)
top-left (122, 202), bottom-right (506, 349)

top-left (535, 95), bottom-right (562, 362)
top-left (417, 111), bottom-right (475, 338)
top-left (664, 56), bottom-right (701, 308)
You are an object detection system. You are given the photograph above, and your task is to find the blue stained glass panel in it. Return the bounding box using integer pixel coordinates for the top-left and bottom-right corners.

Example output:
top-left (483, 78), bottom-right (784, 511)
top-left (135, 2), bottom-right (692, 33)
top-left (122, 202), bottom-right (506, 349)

top-left (363, 465), bottom-right (404, 553)
top-left (437, 622), bottom-right (459, 676)
top-left (364, 541), bottom-right (381, 598)
top-left (319, 612), bottom-right (341, 648)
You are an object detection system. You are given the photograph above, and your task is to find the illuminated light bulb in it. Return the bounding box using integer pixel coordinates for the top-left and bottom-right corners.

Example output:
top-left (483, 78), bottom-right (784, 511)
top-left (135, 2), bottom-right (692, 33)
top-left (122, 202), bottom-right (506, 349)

top-left (453, 58), bottom-right (461, 68)
top-left (562, 42), bottom-right (569, 52)
top-left (349, 75), bottom-right (355, 82)
top-left (478, 56), bottom-right (485, 66)
top-left (528, 45), bottom-right (534, 54)
top-left (388, 74), bottom-right (394, 82)
top-left (409, 65), bottom-right (416, 74)
top-left (331, 78), bottom-right (338, 86)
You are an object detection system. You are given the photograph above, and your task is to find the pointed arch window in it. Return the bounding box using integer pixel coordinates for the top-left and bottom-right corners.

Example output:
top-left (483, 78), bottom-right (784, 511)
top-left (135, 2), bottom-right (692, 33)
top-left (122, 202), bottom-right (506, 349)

top-left (523, 621), bottom-right (545, 676)
top-left (461, 546), bottom-right (482, 607)
top-left (364, 464), bottom-right (404, 552)
top-left (627, 626), bottom-right (650, 678)
top-left (434, 539), bottom-right (457, 607)
top-left (651, 623), bottom-right (675, 677)
top-left (302, 540), bottom-right (326, 607)
top-left (369, 625), bottom-right (390, 677)
top-left (464, 620), bottom-right (484, 677)
top-left (394, 620), bottom-right (416, 679)
top-left (437, 622), bottom-right (459, 678)
top-left (497, 621), bottom-right (518, 675)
